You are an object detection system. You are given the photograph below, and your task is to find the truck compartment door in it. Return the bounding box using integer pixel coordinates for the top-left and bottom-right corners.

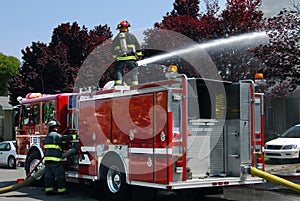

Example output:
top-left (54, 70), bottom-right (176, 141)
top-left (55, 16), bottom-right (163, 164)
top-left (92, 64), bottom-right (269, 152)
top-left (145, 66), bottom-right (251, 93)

top-left (111, 94), bottom-right (155, 183)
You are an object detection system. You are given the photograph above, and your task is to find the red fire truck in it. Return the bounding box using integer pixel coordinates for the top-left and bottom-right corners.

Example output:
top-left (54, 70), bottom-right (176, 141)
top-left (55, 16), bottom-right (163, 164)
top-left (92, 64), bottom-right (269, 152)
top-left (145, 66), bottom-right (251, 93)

top-left (14, 72), bottom-right (265, 200)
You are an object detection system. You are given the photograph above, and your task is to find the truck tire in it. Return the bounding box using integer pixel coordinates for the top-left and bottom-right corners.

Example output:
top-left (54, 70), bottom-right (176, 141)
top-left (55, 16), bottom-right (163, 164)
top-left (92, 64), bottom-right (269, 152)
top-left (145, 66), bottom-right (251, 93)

top-left (25, 151), bottom-right (44, 186)
top-left (102, 159), bottom-right (131, 201)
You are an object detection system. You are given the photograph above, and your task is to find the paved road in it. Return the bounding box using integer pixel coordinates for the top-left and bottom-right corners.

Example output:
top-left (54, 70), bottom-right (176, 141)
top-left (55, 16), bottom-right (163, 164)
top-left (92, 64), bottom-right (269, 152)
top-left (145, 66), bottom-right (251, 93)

top-left (265, 159), bottom-right (300, 175)
top-left (0, 167), bottom-right (300, 201)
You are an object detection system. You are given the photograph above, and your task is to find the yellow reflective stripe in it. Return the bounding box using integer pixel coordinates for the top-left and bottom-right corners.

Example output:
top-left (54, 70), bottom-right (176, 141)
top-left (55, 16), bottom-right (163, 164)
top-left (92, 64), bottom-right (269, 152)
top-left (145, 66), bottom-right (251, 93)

top-left (136, 51), bottom-right (142, 56)
top-left (44, 156), bottom-right (62, 162)
top-left (44, 144), bottom-right (61, 150)
top-left (115, 45), bottom-right (136, 50)
top-left (45, 187), bottom-right (54, 192)
top-left (116, 56), bottom-right (137, 61)
top-left (131, 81), bottom-right (138, 86)
top-left (72, 135), bottom-right (77, 140)
top-left (115, 80), bottom-right (122, 85)
top-left (57, 188), bottom-right (66, 193)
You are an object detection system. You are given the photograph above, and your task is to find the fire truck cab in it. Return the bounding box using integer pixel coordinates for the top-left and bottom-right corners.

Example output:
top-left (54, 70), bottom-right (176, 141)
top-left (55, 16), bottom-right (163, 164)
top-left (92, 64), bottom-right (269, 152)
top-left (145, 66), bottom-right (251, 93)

top-left (15, 75), bottom-right (264, 200)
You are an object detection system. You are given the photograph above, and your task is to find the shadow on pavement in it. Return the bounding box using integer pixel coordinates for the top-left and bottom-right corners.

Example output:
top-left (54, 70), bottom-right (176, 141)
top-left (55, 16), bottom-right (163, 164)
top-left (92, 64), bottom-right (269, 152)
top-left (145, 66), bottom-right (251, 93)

top-left (1, 180), bottom-right (236, 201)
top-left (265, 159), bottom-right (300, 165)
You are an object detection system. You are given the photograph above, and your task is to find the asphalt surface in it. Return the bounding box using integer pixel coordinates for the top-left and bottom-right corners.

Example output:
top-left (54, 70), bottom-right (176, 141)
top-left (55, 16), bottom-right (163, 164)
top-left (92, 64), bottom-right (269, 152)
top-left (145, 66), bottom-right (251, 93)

top-left (265, 159), bottom-right (300, 175)
top-left (0, 165), bottom-right (300, 201)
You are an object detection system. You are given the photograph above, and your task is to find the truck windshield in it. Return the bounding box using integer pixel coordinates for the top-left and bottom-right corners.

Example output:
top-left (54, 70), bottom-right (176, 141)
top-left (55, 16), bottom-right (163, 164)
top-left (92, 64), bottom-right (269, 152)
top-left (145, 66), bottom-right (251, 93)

top-left (21, 105), bottom-right (30, 126)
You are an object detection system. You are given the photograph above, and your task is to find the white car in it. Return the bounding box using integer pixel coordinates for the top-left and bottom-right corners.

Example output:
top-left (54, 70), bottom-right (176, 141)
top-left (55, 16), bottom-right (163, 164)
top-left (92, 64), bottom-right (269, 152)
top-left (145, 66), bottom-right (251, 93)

top-left (264, 124), bottom-right (300, 159)
top-left (0, 141), bottom-right (17, 168)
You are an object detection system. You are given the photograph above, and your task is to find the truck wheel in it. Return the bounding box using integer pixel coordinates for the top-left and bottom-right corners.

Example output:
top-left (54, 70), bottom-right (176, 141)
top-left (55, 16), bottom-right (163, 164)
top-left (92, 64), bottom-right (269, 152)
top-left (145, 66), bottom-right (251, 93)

top-left (7, 156), bottom-right (16, 169)
top-left (25, 151), bottom-right (44, 186)
top-left (102, 159), bottom-right (131, 201)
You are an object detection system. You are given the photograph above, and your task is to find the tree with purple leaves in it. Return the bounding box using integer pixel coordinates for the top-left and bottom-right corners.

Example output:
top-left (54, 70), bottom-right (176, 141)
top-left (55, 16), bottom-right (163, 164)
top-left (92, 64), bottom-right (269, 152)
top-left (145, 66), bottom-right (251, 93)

top-left (8, 0), bottom-right (299, 103)
top-left (253, 9), bottom-right (300, 97)
top-left (142, 0), bottom-right (265, 83)
top-left (9, 22), bottom-right (112, 105)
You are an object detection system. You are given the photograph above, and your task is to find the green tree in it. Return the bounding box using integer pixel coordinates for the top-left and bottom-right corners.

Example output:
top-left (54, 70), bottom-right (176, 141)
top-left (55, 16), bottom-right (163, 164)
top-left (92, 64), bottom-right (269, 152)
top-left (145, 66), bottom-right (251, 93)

top-left (0, 53), bottom-right (20, 96)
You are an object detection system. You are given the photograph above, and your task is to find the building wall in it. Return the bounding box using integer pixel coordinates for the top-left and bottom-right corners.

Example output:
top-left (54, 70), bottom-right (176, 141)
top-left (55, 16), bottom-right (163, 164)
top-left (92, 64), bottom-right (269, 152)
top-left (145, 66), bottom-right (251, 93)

top-left (264, 93), bottom-right (300, 141)
top-left (286, 98), bottom-right (300, 128)
top-left (4, 110), bottom-right (13, 140)
top-left (0, 97), bottom-right (14, 141)
top-left (0, 106), bottom-right (13, 141)
top-left (0, 107), bottom-right (4, 140)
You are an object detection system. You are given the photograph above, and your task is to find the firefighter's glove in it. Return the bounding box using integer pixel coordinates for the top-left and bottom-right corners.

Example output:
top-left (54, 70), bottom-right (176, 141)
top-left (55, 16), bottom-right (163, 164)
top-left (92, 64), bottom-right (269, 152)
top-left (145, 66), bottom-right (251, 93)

top-left (71, 134), bottom-right (79, 140)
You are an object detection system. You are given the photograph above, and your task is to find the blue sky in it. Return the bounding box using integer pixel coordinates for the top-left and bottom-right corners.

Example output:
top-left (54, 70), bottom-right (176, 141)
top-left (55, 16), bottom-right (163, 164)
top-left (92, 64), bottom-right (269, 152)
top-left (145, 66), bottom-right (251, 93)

top-left (0, 0), bottom-right (291, 60)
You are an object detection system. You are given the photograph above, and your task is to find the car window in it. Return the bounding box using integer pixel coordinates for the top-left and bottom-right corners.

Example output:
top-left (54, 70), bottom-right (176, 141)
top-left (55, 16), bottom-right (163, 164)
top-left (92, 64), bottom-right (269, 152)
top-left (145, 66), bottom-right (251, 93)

top-left (0, 143), bottom-right (5, 151)
top-left (5, 143), bottom-right (11, 151)
top-left (282, 126), bottom-right (300, 138)
top-left (0, 143), bottom-right (10, 151)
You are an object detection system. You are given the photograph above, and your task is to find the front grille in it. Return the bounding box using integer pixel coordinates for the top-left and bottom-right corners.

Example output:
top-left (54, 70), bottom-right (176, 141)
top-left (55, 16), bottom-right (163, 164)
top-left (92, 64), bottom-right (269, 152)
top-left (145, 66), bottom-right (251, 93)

top-left (265, 153), bottom-right (281, 156)
top-left (265, 145), bottom-right (282, 150)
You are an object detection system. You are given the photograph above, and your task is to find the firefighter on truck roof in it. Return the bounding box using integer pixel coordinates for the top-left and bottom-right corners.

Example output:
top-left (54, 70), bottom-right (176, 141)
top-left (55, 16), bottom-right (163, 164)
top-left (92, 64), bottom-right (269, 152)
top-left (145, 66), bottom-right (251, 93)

top-left (111, 20), bottom-right (142, 86)
top-left (44, 119), bottom-right (78, 196)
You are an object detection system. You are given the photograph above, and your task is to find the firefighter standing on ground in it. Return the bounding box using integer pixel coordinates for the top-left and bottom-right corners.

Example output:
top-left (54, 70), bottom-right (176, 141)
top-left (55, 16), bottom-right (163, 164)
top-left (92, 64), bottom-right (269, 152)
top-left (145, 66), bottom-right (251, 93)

top-left (44, 119), bottom-right (78, 195)
top-left (111, 20), bottom-right (142, 86)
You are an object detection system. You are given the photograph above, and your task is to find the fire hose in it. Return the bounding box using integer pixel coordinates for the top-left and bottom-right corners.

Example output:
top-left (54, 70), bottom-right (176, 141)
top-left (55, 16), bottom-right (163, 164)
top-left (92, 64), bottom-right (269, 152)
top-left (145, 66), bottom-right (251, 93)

top-left (0, 148), bottom-right (75, 194)
top-left (250, 167), bottom-right (300, 193)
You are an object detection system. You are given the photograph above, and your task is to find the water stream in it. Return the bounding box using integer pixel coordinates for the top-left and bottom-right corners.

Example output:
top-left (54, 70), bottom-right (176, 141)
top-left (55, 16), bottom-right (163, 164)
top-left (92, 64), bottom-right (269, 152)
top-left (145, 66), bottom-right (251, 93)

top-left (137, 31), bottom-right (267, 66)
